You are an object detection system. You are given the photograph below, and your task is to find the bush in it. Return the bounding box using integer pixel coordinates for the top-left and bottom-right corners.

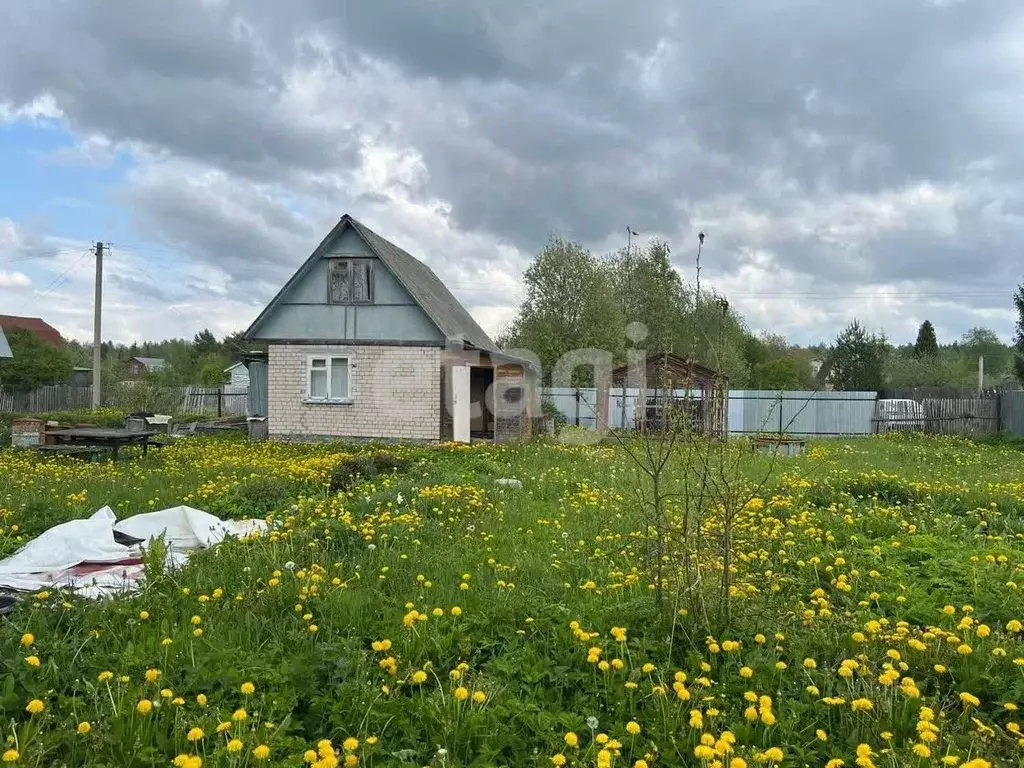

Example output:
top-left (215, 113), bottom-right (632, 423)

top-left (328, 452), bottom-right (411, 493)
top-left (220, 475), bottom-right (297, 517)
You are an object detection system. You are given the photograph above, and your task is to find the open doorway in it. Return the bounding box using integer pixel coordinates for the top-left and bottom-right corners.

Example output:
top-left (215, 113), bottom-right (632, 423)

top-left (470, 366), bottom-right (495, 440)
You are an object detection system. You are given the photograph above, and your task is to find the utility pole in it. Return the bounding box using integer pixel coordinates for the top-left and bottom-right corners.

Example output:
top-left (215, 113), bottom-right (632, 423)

top-left (92, 242), bottom-right (103, 409)
top-left (978, 355), bottom-right (984, 394)
top-left (626, 227), bottom-right (638, 317)
top-left (695, 232), bottom-right (705, 300)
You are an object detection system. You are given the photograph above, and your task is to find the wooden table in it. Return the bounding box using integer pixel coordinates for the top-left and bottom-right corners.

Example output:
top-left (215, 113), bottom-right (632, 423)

top-left (46, 428), bottom-right (159, 460)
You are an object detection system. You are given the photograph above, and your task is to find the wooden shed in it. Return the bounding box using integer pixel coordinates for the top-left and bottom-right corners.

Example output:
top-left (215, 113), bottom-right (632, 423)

top-left (598, 353), bottom-right (728, 437)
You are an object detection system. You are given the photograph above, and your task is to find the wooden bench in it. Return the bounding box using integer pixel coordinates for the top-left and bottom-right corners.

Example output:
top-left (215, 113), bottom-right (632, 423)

top-left (35, 444), bottom-right (115, 461)
top-left (751, 436), bottom-right (807, 457)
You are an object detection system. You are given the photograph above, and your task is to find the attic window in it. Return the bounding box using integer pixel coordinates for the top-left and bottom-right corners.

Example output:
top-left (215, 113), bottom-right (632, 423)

top-left (328, 259), bottom-right (373, 304)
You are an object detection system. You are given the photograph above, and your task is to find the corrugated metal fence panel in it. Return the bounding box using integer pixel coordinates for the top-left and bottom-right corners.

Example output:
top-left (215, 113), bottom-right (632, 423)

top-left (1001, 391), bottom-right (1024, 436)
top-left (729, 391), bottom-right (877, 436)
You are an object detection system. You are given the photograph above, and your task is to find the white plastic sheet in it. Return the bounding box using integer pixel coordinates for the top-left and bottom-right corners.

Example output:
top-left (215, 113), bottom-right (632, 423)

top-left (0, 505), bottom-right (266, 597)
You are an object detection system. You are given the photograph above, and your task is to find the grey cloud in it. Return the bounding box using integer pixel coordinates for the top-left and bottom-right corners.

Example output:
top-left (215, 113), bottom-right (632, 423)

top-left (107, 274), bottom-right (172, 302)
top-left (114, 161), bottom-right (319, 284)
top-left (2, 0), bottom-right (1024, 342)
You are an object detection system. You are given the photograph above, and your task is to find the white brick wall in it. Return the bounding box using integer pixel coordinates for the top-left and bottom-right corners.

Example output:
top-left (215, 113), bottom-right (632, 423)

top-left (268, 345), bottom-right (441, 441)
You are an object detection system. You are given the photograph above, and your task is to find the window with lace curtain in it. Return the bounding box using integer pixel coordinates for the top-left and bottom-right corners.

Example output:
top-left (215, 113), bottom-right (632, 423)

top-left (306, 355), bottom-right (351, 401)
top-left (328, 259), bottom-right (373, 304)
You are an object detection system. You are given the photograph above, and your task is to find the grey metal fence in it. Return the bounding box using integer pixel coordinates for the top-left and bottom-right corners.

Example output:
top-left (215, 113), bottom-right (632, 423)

top-left (728, 391), bottom-right (878, 436)
top-left (541, 386), bottom-right (1024, 438)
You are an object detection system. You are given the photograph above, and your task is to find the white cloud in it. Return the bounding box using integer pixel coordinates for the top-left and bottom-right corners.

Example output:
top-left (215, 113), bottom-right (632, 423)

top-left (0, 93), bottom-right (61, 123)
top-left (0, 270), bottom-right (31, 288)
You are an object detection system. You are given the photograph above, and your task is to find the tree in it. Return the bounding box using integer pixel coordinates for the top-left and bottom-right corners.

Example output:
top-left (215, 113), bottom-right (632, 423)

top-left (1014, 283), bottom-right (1024, 385)
top-left (606, 240), bottom-right (685, 354)
top-left (0, 329), bottom-right (73, 393)
top-left (885, 348), bottom-right (962, 388)
top-left (749, 357), bottom-right (807, 390)
top-left (503, 237), bottom-right (624, 385)
top-left (198, 356), bottom-right (229, 387)
top-left (913, 320), bottom-right (938, 357)
top-left (192, 329), bottom-right (219, 361)
top-left (829, 319), bottom-right (888, 391)
top-left (959, 326), bottom-right (1010, 384)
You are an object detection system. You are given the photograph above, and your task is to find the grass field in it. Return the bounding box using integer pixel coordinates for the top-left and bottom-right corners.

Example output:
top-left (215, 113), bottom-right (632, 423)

top-left (1, 434), bottom-right (1023, 767)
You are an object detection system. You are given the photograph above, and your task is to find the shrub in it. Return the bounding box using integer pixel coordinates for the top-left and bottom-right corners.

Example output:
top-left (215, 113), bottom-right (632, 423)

top-left (222, 475), bottom-right (297, 517)
top-left (328, 452), bottom-right (410, 493)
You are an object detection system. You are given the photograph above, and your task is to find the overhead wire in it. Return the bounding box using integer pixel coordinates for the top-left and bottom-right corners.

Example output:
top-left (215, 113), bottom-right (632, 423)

top-left (12, 248), bottom-right (93, 313)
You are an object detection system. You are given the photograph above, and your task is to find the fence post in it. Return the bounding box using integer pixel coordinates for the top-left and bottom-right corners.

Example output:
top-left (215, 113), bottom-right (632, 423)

top-left (574, 388), bottom-right (581, 427)
top-left (778, 393), bottom-right (783, 435)
top-left (217, 387), bottom-right (222, 418)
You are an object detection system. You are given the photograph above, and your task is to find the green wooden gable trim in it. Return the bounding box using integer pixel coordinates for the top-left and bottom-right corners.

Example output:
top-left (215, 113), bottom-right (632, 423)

top-left (245, 214), bottom-right (497, 351)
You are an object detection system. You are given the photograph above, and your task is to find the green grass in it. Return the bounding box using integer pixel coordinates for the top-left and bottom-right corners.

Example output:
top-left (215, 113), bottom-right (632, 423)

top-left (0, 434), bottom-right (1022, 767)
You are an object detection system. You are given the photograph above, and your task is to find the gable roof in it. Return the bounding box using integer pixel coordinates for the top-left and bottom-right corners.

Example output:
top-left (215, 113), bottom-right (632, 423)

top-left (0, 315), bottom-right (63, 346)
top-left (0, 326), bottom-right (11, 358)
top-left (224, 361), bottom-right (247, 373)
top-left (246, 214), bottom-right (498, 352)
top-left (131, 357), bottom-right (167, 370)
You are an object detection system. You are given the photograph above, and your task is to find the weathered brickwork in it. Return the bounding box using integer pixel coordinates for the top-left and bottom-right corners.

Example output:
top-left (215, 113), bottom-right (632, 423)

top-left (268, 345), bottom-right (441, 441)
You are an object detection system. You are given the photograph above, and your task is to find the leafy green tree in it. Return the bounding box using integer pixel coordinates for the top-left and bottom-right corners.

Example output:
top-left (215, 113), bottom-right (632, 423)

top-left (958, 326), bottom-right (1010, 384)
top-left (503, 237), bottom-right (624, 385)
top-left (829, 320), bottom-right (888, 391)
top-left (0, 329), bottom-right (73, 393)
top-left (192, 328), bottom-right (219, 361)
top-left (749, 357), bottom-right (807, 390)
top-left (1013, 283), bottom-right (1024, 386)
top-left (913, 320), bottom-right (938, 357)
top-left (198, 355), bottom-right (230, 386)
top-left (885, 348), bottom-right (964, 388)
top-left (606, 240), bottom-right (685, 354)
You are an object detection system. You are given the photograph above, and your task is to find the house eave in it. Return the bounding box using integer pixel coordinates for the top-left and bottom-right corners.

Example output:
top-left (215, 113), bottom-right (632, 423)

top-left (262, 339), bottom-right (447, 347)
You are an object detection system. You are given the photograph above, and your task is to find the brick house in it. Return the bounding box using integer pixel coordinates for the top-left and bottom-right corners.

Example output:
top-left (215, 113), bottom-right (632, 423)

top-left (244, 214), bottom-right (535, 443)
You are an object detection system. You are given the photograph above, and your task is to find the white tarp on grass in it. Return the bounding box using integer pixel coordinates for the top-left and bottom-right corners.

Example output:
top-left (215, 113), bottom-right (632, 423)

top-left (0, 505), bottom-right (266, 597)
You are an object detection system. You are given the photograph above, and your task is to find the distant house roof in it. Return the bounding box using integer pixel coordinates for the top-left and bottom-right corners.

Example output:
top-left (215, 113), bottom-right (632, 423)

top-left (0, 326), bottom-right (11, 358)
top-left (0, 315), bottom-right (63, 346)
top-left (246, 214), bottom-right (498, 352)
top-left (131, 356), bottom-right (167, 371)
top-left (224, 361), bottom-right (246, 373)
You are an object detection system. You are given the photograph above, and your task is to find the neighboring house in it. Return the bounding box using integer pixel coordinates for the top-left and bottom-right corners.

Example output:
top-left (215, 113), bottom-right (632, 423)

top-left (0, 315), bottom-right (63, 347)
top-left (224, 361), bottom-right (250, 387)
top-left (0, 325), bottom-right (11, 358)
top-left (127, 356), bottom-right (167, 379)
top-left (71, 367), bottom-right (93, 386)
top-left (244, 214), bottom-right (536, 443)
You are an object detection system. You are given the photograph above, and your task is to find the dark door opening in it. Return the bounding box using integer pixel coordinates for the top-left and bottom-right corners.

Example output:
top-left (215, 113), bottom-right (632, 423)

top-left (470, 366), bottom-right (495, 440)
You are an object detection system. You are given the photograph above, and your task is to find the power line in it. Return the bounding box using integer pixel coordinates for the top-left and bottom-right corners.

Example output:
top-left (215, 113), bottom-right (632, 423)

top-left (13, 249), bottom-right (92, 312)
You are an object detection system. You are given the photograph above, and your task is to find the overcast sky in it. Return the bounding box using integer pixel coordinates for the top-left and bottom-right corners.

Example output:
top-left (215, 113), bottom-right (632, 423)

top-left (1, 0), bottom-right (1022, 347)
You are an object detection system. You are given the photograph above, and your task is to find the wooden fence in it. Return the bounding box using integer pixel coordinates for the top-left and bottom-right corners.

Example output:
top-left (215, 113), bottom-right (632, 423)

top-left (921, 397), bottom-right (998, 436)
top-left (0, 384), bottom-right (249, 417)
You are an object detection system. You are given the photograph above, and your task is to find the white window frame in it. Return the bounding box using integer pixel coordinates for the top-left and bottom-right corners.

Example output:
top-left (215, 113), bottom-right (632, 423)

top-left (305, 354), bottom-right (352, 403)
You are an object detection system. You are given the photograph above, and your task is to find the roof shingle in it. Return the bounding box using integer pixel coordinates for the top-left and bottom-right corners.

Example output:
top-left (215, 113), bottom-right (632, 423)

top-left (0, 315), bottom-right (63, 347)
